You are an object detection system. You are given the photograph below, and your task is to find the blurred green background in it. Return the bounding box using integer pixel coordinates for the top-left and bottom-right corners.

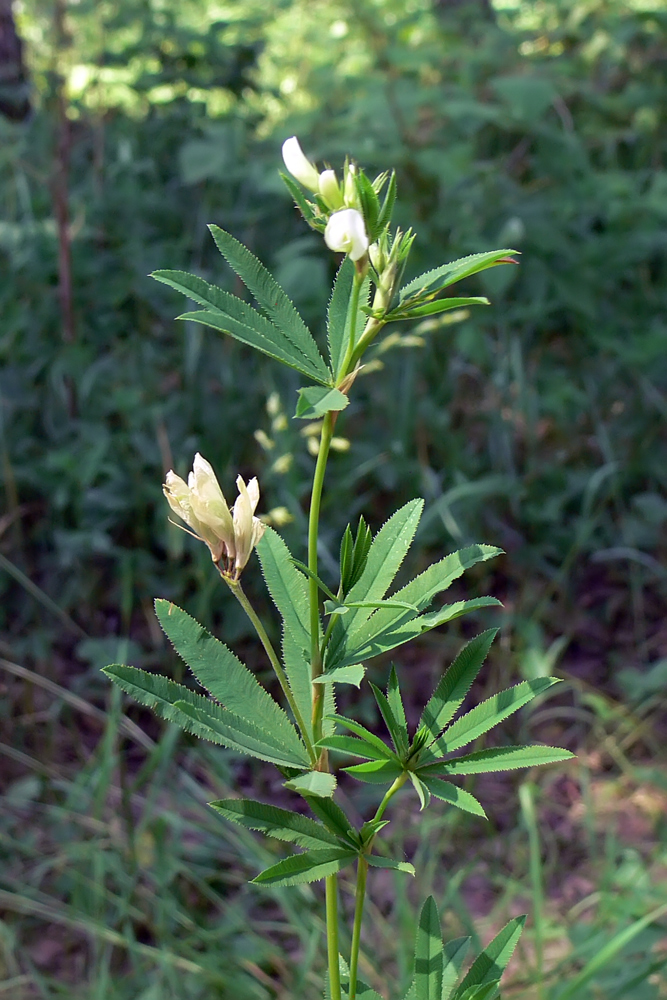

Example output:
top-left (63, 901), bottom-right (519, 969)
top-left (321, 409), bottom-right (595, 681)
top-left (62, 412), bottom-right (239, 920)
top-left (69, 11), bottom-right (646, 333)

top-left (1, 0), bottom-right (667, 996)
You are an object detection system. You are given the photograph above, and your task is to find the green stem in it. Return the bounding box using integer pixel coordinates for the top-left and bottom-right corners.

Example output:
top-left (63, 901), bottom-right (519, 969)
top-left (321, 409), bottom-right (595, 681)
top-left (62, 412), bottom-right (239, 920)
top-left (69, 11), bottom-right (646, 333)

top-left (229, 580), bottom-right (317, 765)
top-left (373, 772), bottom-right (408, 824)
top-left (308, 410), bottom-right (335, 743)
top-left (336, 271), bottom-right (364, 381)
top-left (348, 857), bottom-right (368, 1000)
top-left (326, 874), bottom-right (342, 1000)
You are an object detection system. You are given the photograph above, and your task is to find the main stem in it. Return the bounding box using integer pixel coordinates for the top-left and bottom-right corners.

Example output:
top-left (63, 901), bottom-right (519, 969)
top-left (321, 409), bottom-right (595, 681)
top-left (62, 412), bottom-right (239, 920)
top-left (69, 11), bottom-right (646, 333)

top-left (348, 858), bottom-right (368, 1000)
top-left (308, 409), bottom-right (335, 744)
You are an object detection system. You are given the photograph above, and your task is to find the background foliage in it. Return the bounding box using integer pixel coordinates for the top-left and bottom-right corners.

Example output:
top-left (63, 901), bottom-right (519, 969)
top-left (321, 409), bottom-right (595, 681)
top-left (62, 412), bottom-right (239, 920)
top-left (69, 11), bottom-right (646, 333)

top-left (1, 0), bottom-right (666, 996)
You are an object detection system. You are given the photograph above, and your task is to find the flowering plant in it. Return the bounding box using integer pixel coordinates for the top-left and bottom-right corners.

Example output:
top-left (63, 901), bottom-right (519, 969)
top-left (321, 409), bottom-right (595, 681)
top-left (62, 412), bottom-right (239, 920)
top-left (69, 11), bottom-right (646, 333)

top-left (104, 139), bottom-right (572, 1000)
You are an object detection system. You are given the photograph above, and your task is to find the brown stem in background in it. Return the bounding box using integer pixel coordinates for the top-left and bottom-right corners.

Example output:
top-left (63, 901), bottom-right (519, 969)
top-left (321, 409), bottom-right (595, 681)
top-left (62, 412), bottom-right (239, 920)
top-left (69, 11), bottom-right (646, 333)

top-left (51, 0), bottom-right (77, 416)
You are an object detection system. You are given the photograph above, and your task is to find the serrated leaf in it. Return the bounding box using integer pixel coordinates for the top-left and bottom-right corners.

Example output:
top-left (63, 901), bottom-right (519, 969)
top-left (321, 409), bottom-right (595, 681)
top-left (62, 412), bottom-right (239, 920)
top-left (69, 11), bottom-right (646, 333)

top-left (387, 665), bottom-right (409, 752)
top-left (392, 545), bottom-right (502, 618)
top-left (103, 664), bottom-right (309, 767)
top-left (408, 771), bottom-right (432, 811)
top-left (414, 896), bottom-right (443, 1000)
top-left (331, 598), bottom-right (501, 672)
top-left (421, 745), bottom-right (574, 776)
top-left (344, 759), bottom-right (404, 784)
top-left (367, 856), bottom-right (415, 875)
top-left (434, 679), bottom-right (562, 755)
top-left (280, 170), bottom-right (319, 226)
top-left (419, 777), bottom-right (487, 819)
top-left (420, 631), bottom-right (498, 741)
top-left (172, 698), bottom-right (309, 767)
top-left (284, 771), bottom-right (337, 798)
top-left (376, 171), bottom-right (397, 234)
top-left (252, 848), bottom-right (357, 887)
top-left (386, 297), bottom-right (489, 322)
top-left (152, 269), bottom-right (327, 382)
top-left (209, 797), bottom-right (341, 848)
top-left (453, 916), bottom-right (525, 996)
top-left (295, 386), bottom-right (350, 419)
top-left (154, 600), bottom-right (304, 760)
top-left (326, 715), bottom-right (397, 760)
top-left (442, 938), bottom-right (472, 1000)
top-left (326, 500), bottom-right (423, 671)
top-left (305, 797), bottom-right (359, 847)
top-left (328, 258), bottom-right (354, 377)
top-left (208, 225), bottom-right (331, 383)
top-left (318, 735), bottom-right (393, 761)
top-left (399, 250), bottom-right (518, 302)
top-left (314, 664), bottom-right (366, 688)
top-left (454, 984), bottom-right (499, 1000)
top-left (371, 679), bottom-right (409, 757)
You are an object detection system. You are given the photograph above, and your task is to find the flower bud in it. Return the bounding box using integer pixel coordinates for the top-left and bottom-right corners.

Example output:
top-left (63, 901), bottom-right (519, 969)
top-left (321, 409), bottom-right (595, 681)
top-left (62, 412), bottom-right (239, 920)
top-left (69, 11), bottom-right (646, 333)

top-left (282, 136), bottom-right (321, 192)
top-left (318, 169), bottom-right (344, 210)
top-left (344, 163), bottom-right (359, 208)
top-left (324, 208), bottom-right (369, 262)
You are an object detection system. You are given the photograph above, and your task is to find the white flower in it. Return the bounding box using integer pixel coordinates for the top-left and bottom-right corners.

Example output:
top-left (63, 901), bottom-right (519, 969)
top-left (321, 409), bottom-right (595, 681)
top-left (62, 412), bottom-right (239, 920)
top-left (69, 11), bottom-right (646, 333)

top-left (318, 169), bottom-right (344, 210)
top-left (164, 454), bottom-right (266, 578)
top-left (282, 136), bottom-right (320, 192)
top-left (324, 208), bottom-right (369, 261)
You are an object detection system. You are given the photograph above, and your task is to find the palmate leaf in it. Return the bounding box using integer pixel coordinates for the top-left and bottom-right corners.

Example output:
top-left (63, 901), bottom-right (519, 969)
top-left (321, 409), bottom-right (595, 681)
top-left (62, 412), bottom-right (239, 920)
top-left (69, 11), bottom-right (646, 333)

top-left (325, 715), bottom-right (397, 761)
top-left (420, 630), bottom-right (498, 741)
top-left (252, 847), bottom-right (357, 887)
top-left (103, 665), bottom-right (309, 768)
top-left (452, 916), bottom-right (525, 999)
top-left (208, 225), bottom-right (331, 384)
top-left (152, 269), bottom-right (329, 384)
top-left (371, 675), bottom-right (409, 756)
top-left (431, 678), bottom-right (562, 756)
top-left (325, 500), bottom-right (424, 670)
top-left (209, 797), bottom-right (342, 849)
top-left (154, 600), bottom-right (303, 760)
top-left (414, 896), bottom-right (443, 1000)
top-left (420, 745), bottom-right (574, 776)
top-left (399, 249), bottom-right (518, 302)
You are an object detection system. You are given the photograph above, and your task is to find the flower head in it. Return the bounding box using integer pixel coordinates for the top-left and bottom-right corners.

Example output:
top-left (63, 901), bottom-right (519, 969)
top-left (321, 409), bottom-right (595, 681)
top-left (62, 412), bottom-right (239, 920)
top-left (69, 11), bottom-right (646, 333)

top-left (164, 454), bottom-right (266, 579)
top-left (324, 208), bottom-right (369, 262)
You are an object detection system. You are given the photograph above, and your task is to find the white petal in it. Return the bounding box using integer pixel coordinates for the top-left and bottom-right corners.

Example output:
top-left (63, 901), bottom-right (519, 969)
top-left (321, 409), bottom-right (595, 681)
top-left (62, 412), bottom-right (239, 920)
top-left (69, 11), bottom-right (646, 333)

top-left (324, 208), bottom-right (369, 261)
top-left (318, 169), bottom-right (343, 210)
top-left (282, 136), bottom-right (320, 192)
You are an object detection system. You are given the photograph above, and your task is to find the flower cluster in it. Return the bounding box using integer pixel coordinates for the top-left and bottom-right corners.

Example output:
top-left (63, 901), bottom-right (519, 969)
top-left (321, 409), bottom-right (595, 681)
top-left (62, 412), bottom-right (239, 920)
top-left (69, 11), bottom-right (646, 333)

top-left (282, 137), bottom-right (369, 262)
top-left (164, 454), bottom-right (265, 580)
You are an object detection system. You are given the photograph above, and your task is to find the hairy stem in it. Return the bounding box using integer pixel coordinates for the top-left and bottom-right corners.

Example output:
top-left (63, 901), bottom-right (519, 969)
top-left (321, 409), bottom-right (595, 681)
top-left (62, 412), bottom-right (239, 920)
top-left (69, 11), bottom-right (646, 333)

top-left (348, 857), bottom-right (368, 1000)
top-left (326, 874), bottom-right (342, 1000)
top-left (229, 579), bottom-right (317, 765)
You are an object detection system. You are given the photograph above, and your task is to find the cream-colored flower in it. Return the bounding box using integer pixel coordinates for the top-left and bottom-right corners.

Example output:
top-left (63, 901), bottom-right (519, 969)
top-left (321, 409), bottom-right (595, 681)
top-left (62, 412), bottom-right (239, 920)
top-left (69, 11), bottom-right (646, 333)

top-left (318, 169), bottom-right (344, 210)
top-left (282, 136), bottom-right (320, 192)
top-left (324, 208), bottom-right (369, 261)
top-left (164, 455), bottom-right (265, 578)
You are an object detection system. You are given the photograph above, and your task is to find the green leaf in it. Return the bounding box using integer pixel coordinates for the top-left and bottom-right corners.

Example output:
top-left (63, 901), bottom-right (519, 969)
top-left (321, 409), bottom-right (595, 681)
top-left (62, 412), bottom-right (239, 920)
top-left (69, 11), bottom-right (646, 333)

top-left (314, 665), bottom-right (366, 688)
top-left (386, 666), bottom-right (408, 752)
top-left (280, 171), bottom-right (319, 227)
top-left (304, 797), bottom-right (359, 848)
top-left (209, 797), bottom-right (341, 848)
top-left (419, 778), bottom-right (487, 819)
top-left (453, 916), bottom-right (525, 997)
top-left (371, 677), bottom-right (409, 757)
top-left (282, 630), bottom-right (315, 747)
top-left (399, 250), bottom-right (518, 302)
top-left (103, 664), bottom-right (309, 767)
top-left (318, 735), bottom-right (394, 761)
top-left (328, 257), bottom-right (354, 377)
top-left (414, 896), bottom-right (443, 1000)
top-left (326, 715), bottom-right (397, 760)
top-left (284, 771), bottom-right (337, 798)
top-left (442, 938), bottom-right (471, 1000)
top-left (409, 771), bottom-right (431, 811)
top-left (386, 297), bottom-right (489, 322)
top-left (152, 269), bottom-right (328, 383)
top-left (295, 386), bottom-right (350, 419)
top-left (434, 679), bottom-right (562, 755)
top-left (420, 631), bottom-right (498, 741)
top-left (325, 500), bottom-right (423, 671)
top-left (331, 598), bottom-right (501, 672)
top-left (344, 759), bottom-right (404, 784)
top-left (421, 745), bottom-right (575, 776)
top-left (154, 600), bottom-right (304, 760)
top-left (392, 545), bottom-right (503, 616)
top-left (376, 171), bottom-right (397, 235)
top-left (252, 848), bottom-right (357, 887)
top-left (367, 856), bottom-right (415, 875)
top-left (454, 984), bottom-right (499, 1000)
top-left (172, 698), bottom-right (309, 767)
top-left (208, 225), bottom-right (331, 383)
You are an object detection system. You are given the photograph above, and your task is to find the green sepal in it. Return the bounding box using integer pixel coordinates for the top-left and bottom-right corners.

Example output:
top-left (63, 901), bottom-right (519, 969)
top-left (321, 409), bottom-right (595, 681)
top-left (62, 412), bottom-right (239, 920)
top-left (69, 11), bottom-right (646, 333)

top-left (295, 385), bottom-right (349, 419)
